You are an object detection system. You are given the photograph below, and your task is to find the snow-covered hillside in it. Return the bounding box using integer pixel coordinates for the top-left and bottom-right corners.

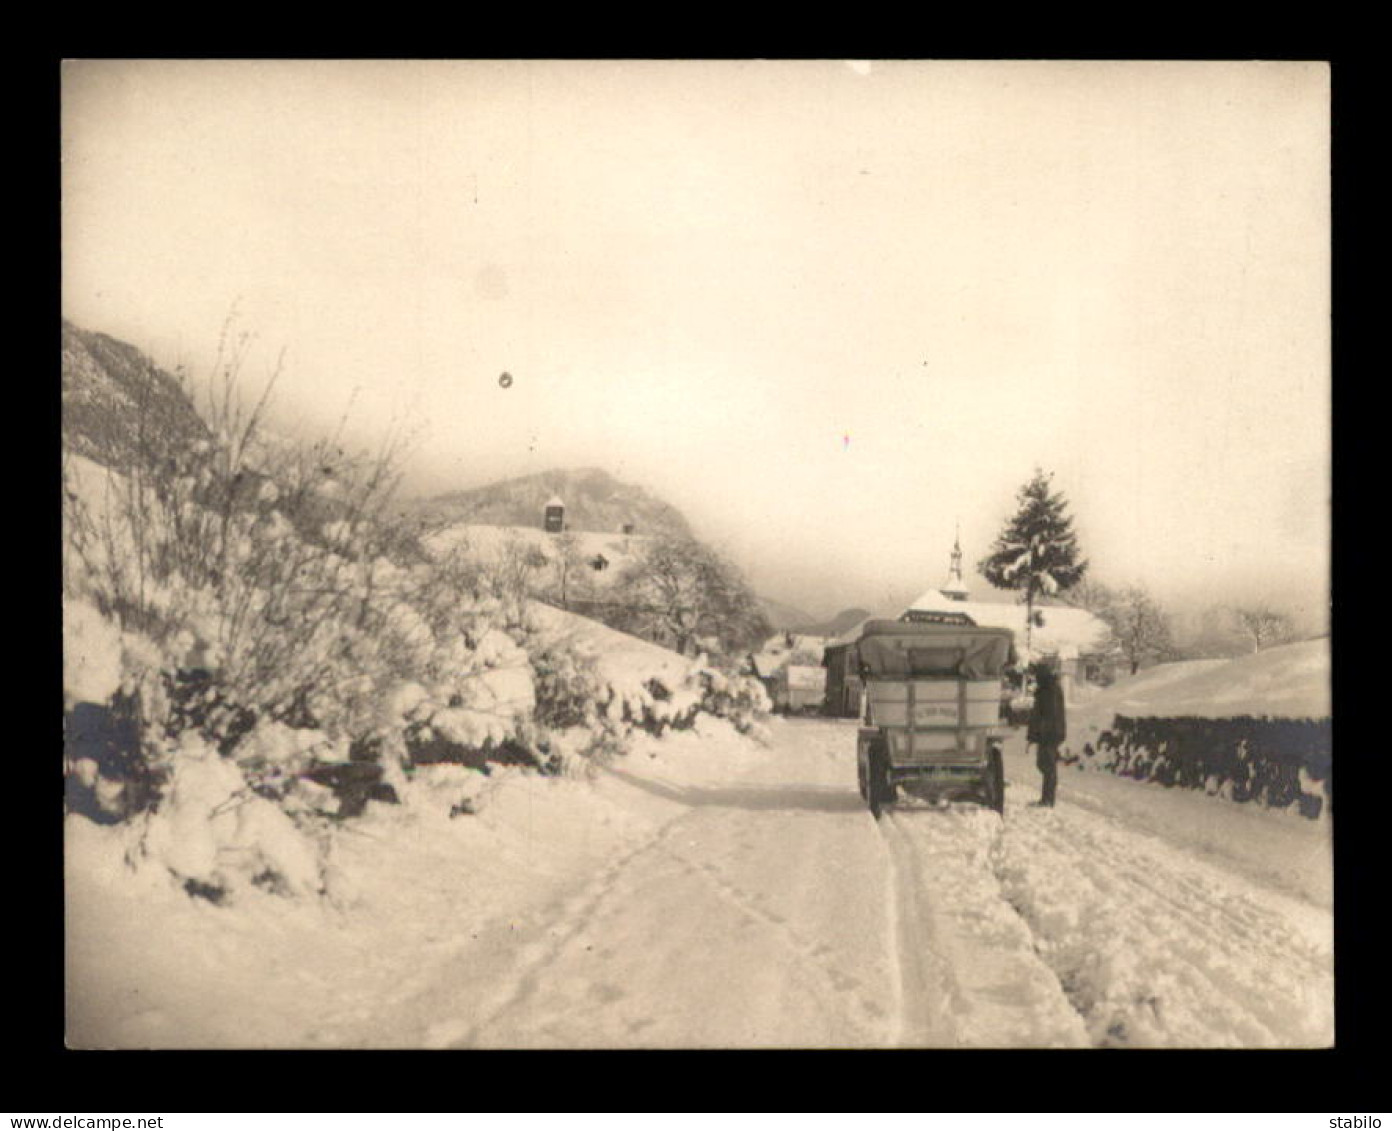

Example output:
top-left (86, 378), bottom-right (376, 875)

top-left (428, 521), bottom-right (641, 574)
top-left (409, 466), bottom-right (694, 540)
top-left (1074, 639), bottom-right (1330, 725)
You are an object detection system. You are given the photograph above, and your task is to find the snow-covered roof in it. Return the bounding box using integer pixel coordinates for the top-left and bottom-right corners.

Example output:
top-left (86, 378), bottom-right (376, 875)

top-left (905, 589), bottom-right (1109, 660)
top-left (544, 495), bottom-right (565, 508)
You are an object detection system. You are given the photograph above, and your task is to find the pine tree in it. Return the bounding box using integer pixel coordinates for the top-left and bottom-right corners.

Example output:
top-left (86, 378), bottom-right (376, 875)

top-left (979, 469), bottom-right (1089, 658)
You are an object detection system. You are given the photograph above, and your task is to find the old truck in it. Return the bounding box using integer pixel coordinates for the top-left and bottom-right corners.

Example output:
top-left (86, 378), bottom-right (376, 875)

top-left (853, 619), bottom-right (1015, 817)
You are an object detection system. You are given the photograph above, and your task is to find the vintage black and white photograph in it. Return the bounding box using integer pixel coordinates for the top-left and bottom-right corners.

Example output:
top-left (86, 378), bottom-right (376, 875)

top-left (61, 59), bottom-right (1331, 1049)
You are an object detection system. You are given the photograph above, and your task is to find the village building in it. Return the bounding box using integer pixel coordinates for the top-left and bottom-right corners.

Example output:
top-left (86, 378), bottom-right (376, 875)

top-left (821, 616), bottom-right (876, 718)
top-left (821, 533), bottom-right (1114, 715)
top-left (748, 631), bottom-right (831, 713)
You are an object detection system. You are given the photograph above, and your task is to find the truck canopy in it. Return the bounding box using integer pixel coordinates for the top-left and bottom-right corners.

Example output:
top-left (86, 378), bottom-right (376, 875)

top-left (855, 619), bottom-right (1016, 680)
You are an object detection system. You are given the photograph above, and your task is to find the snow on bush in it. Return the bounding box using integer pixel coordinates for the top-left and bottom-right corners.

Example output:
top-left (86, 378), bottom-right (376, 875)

top-left (520, 602), bottom-right (770, 768)
top-left (62, 324), bottom-right (774, 903)
top-left (63, 598), bottom-right (126, 707)
top-left (63, 412), bottom-right (555, 896)
top-left (135, 732), bottom-right (328, 900)
top-left (64, 393), bottom-right (770, 906)
top-left (1071, 715), bottom-right (1331, 819)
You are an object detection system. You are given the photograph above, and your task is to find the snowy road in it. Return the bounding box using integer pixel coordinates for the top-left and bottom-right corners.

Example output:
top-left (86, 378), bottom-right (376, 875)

top-left (400, 719), bottom-right (1332, 1049)
top-left (67, 716), bottom-right (1333, 1049)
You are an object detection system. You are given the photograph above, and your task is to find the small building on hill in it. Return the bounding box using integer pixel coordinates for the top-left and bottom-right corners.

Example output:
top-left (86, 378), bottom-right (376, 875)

top-left (543, 496), bottom-right (566, 533)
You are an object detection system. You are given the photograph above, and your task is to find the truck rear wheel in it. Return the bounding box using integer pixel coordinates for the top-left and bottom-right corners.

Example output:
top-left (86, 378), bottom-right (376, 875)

top-left (866, 740), bottom-right (893, 818)
top-left (985, 746), bottom-right (1006, 815)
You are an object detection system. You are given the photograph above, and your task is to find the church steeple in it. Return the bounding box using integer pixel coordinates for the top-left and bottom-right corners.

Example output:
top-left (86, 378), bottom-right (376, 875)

top-left (942, 522), bottom-right (969, 601)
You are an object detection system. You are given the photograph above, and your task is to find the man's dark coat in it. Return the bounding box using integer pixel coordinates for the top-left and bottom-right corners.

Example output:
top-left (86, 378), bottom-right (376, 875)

top-left (1027, 672), bottom-right (1067, 745)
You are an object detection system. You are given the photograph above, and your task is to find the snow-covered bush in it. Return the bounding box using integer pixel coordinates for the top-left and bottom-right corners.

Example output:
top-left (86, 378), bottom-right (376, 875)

top-left (63, 330), bottom-right (775, 903)
top-left (1070, 714), bottom-right (1331, 818)
top-left (694, 662), bottom-right (772, 736)
top-left (61, 335), bottom-right (558, 896)
top-left (517, 608), bottom-right (771, 768)
top-left (133, 731), bottom-right (331, 901)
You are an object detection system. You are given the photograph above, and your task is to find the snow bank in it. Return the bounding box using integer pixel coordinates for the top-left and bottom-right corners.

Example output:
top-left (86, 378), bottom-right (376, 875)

top-left (138, 732), bottom-right (328, 899)
top-left (1074, 640), bottom-right (1329, 725)
top-left (65, 713), bottom-right (770, 1048)
top-left (529, 602), bottom-right (692, 692)
top-left (62, 598), bottom-right (126, 706)
top-left (1061, 641), bottom-right (1332, 822)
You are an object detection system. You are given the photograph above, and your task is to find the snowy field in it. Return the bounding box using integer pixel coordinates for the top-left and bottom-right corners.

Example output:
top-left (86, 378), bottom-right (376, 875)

top-left (1071, 638), bottom-right (1330, 726)
top-left (67, 713), bottom-right (1332, 1049)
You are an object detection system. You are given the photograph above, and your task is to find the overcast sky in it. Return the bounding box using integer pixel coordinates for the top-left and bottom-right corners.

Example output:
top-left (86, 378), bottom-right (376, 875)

top-left (62, 59), bottom-right (1329, 623)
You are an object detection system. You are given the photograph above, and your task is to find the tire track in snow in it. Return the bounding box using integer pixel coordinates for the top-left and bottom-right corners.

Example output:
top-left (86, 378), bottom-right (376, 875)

top-left (880, 804), bottom-right (1092, 1048)
top-left (877, 811), bottom-right (959, 1046)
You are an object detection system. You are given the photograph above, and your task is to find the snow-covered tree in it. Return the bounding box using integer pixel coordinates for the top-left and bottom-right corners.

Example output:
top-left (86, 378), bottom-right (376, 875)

top-left (979, 469), bottom-right (1088, 658)
top-left (1233, 605), bottom-right (1295, 653)
top-left (1074, 580), bottom-right (1175, 675)
top-left (484, 533), bottom-right (550, 603)
top-left (547, 530), bottom-right (586, 610)
top-left (615, 536), bottom-right (771, 657)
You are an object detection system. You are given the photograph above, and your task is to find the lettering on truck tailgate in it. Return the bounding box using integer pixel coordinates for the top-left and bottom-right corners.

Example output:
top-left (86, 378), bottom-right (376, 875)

top-left (912, 704), bottom-right (958, 723)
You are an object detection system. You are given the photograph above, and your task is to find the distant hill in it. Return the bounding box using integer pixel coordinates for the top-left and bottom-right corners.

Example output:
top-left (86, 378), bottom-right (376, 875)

top-left (794, 607), bottom-right (875, 637)
top-left (412, 470), bottom-right (827, 637)
top-left (60, 324), bottom-right (814, 636)
top-left (758, 596), bottom-right (818, 632)
top-left (409, 468), bottom-right (694, 539)
top-left (61, 320), bottom-right (210, 470)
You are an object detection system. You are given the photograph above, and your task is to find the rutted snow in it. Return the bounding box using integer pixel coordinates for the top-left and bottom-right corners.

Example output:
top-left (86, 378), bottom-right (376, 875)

top-left (1037, 748), bottom-right (1333, 911)
top-left (878, 808), bottom-right (1090, 1048)
top-left (994, 801), bottom-right (1332, 1047)
top-left (66, 716), bottom-right (1333, 1049)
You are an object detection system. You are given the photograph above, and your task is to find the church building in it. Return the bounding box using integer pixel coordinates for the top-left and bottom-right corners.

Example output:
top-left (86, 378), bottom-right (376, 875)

top-left (822, 531), bottom-right (1114, 715)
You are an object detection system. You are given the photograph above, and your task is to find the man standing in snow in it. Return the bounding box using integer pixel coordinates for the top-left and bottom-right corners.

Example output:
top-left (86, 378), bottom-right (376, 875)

top-left (1027, 658), bottom-right (1066, 807)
